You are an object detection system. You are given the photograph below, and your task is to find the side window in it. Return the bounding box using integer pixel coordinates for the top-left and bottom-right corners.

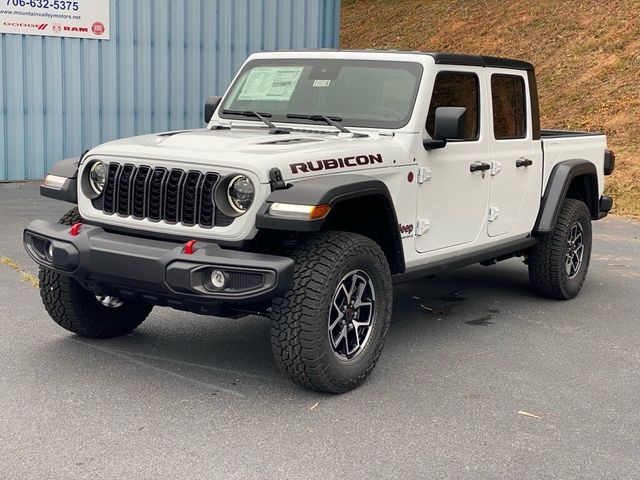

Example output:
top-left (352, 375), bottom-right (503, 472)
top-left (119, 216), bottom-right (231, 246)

top-left (491, 74), bottom-right (526, 139)
top-left (426, 72), bottom-right (479, 141)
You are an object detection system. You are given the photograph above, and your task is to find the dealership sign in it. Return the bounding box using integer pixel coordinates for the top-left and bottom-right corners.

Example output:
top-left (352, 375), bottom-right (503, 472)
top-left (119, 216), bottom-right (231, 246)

top-left (0, 0), bottom-right (109, 39)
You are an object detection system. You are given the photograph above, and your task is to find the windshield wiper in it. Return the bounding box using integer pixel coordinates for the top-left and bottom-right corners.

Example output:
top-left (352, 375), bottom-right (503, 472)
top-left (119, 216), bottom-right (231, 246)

top-left (285, 114), bottom-right (368, 137)
top-left (221, 110), bottom-right (289, 134)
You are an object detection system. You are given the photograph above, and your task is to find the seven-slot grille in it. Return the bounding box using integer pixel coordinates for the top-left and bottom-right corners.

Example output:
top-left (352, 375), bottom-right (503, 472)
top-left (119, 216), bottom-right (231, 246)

top-left (99, 162), bottom-right (234, 228)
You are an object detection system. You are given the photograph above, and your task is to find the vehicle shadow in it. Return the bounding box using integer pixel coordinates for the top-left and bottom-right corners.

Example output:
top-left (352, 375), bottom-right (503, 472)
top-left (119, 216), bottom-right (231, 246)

top-left (37, 261), bottom-right (537, 398)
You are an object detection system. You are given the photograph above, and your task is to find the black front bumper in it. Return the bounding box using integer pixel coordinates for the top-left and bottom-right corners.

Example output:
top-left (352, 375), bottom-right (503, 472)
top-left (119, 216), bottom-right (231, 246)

top-left (23, 220), bottom-right (294, 314)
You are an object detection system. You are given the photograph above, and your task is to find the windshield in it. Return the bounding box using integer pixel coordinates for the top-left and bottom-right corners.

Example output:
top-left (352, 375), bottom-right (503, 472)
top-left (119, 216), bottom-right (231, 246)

top-left (219, 59), bottom-right (423, 129)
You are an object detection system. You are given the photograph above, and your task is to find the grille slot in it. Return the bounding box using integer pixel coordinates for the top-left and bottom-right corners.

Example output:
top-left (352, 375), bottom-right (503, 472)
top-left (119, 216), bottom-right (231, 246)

top-left (131, 166), bottom-right (151, 218)
top-left (117, 165), bottom-right (136, 216)
top-left (103, 163), bottom-right (121, 214)
top-left (199, 173), bottom-right (218, 227)
top-left (164, 169), bottom-right (185, 223)
top-left (181, 171), bottom-right (202, 226)
top-left (148, 167), bottom-right (168, 221)
top-left (100, 162), bottom-right (231, 228)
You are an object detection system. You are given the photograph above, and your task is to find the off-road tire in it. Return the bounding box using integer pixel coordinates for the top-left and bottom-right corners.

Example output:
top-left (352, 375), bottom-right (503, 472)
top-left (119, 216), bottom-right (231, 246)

top-left (38, 207), bottom-right (153, 339)
top-left (528, 199), bottom-right (592, 300)
top-left (270, 231), bottom-right (393, 393)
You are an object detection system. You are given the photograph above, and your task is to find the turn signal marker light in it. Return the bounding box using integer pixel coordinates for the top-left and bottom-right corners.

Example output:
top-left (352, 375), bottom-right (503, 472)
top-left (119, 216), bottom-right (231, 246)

top-left (269, 203), bottom-right (331, 220)
top-left (309, 204), bottom-right (331, 220)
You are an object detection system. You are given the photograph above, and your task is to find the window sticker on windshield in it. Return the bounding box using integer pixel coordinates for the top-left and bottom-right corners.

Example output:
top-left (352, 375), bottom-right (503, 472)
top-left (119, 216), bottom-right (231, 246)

top-left (313, 79), bottom-right (331, 87)
top-left (237, 67), bottom-right (304, 102)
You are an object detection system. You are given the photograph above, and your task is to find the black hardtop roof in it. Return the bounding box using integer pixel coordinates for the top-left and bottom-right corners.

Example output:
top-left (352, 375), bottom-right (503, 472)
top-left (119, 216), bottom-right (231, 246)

top-left (260, 49), bottom-right (535, 72)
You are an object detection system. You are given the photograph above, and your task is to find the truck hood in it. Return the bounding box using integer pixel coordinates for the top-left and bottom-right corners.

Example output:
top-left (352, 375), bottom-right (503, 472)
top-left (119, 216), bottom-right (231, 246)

top-left (88, 128), bottom-right (398, 183)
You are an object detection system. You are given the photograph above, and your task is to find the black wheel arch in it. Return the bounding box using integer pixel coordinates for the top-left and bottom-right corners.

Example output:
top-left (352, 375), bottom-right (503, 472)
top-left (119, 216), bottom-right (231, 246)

top-left (534, 159), bottom-right (599, 234)
top-left (40, 154), bottom-right (86, 204)
top-left (256, 174), bottom-right (405, 274)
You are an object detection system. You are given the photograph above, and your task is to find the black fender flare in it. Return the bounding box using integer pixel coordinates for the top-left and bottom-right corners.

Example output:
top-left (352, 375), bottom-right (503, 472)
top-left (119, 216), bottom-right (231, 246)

top-left (256, 174), bottom-right (405, 271)
top-left (534, 159), bottom-right (598, 233)
top-left (40, 156), bottom-right (84, 204)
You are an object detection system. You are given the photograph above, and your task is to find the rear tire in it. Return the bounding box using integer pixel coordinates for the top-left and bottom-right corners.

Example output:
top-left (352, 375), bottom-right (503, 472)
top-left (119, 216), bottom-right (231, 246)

top-left (528, 199), bottom-right (592, 300)
top-left (39, 208), bottom-right (152, 339)
top-left (270, 231), bottom-right (393, 393)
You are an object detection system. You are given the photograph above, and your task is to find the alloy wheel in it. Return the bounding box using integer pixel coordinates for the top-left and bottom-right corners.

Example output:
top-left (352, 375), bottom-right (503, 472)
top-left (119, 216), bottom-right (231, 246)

top-left (327, 270), bottom-right (376, 360)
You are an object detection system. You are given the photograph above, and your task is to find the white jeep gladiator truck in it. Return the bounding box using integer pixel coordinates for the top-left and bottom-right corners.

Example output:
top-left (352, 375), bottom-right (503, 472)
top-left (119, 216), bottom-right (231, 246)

top-left (24, 50), bottom-right (615, 393)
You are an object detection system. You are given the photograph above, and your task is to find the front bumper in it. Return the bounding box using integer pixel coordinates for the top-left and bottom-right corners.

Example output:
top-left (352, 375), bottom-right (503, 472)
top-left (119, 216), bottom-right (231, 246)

top-left (23, 220), bottom-right (294, 313)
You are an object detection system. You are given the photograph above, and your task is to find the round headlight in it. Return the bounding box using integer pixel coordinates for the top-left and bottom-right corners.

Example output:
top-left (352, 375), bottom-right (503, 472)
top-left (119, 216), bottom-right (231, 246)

top-left (88, 161), bottom-right (106, 195)
top-left (227, 175), bottom-right (255, 213)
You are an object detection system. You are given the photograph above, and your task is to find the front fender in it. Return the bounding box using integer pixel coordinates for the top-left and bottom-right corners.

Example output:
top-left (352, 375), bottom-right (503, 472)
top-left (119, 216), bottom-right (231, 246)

top-left (256, 174), bottom-right (396, 232)
top-left (256, 173), bottom-right (405, 273)
top-left (40, 156), bottom-right (82, 204)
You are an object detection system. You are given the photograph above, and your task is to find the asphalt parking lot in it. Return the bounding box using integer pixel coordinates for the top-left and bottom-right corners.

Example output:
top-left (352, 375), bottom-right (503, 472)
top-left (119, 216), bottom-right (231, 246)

top-left (1, 182), bottom-right (639, 479)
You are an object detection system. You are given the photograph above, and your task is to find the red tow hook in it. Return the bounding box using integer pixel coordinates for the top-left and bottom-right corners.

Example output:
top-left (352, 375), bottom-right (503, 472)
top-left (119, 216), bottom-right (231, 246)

top-left (184, 239), bottom-right (198, 255)
top-left (69, 223), bottom-right (82, 236)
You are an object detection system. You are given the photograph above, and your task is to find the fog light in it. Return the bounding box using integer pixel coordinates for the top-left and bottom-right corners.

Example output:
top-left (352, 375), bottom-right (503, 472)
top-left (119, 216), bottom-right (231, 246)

top-left (47, 242), bottom-right (54, 261)
top-left (210, 269), bottom-right (227, 290)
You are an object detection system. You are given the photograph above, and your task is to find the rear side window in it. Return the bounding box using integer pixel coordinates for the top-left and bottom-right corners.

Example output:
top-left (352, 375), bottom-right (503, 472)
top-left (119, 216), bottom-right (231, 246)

top-left (426, 72), bottom-right (479, 141)
top-left (491, 75), bottom-right (527, 139)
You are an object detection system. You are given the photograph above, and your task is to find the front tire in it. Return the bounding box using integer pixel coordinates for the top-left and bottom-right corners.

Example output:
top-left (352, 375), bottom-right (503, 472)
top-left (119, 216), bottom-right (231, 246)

top-left (270, 231), bottom-right (393, 393)
top-left (528, 199), bottom-right (592, 299)
top-left (39, 208), bottom-right (153, 339)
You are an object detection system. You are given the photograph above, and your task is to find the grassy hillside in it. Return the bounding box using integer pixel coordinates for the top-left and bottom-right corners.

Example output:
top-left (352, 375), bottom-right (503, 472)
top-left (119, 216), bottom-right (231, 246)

top-left (341, 0), bottom-right (640, 217)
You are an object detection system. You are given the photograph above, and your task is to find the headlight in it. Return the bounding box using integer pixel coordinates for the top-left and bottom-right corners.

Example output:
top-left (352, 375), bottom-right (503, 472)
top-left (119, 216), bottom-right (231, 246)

top-left (227, 175), bottom-right (254, 213)
top-left (88, 161), bottom-right (106, 195)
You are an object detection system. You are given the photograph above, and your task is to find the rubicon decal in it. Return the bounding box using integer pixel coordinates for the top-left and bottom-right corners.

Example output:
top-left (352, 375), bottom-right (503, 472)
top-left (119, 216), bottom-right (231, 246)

top-left (290, 153), bottom-right (383, 174)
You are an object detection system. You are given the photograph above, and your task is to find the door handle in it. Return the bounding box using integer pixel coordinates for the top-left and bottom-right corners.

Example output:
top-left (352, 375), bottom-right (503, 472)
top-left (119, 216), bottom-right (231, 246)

top-left (470, 162), bottom-right (491, 173)
top-left (516, 158), bottom-right (533, 168)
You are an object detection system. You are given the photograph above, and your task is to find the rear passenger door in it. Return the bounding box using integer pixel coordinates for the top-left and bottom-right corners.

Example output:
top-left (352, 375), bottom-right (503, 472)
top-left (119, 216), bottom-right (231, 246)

top-left (486, 69), bottom-right (543, 237)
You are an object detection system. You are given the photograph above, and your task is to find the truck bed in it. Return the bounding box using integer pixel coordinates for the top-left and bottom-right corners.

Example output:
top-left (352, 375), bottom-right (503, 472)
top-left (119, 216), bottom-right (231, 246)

top-left (541, 130), bottom-right (607, 194)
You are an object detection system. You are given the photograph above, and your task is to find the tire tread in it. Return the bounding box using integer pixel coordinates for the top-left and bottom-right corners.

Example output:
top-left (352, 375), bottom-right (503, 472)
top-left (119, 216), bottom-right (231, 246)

top-left (39, 207), bottom-right (152, 339)
top-left (270, 231), bottom-right (392, 393)
top-left (529, 199), bottom-right (592, 299)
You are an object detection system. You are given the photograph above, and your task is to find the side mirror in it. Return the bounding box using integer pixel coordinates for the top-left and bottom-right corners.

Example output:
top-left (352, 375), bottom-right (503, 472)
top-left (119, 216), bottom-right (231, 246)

top-left (423, 107), bottom-right (467, 150)
top-left (204, 96), bottom-right (222, 123)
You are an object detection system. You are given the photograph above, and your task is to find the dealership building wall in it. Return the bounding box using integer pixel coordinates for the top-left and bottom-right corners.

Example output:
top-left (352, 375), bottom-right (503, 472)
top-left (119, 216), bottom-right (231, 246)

top-left (0, 0), bottom-right (341, 181)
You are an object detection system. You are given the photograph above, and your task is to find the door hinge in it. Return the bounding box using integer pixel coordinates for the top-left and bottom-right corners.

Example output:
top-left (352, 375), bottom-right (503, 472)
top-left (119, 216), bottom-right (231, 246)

top-left (490, 161), bottom-right (503, 176)
top-left (416, 218), bottom-right (430, 235)
top-left (488, 207), bottom-right (500, 222)
top-left (417, 167), bottom-right (432, 184)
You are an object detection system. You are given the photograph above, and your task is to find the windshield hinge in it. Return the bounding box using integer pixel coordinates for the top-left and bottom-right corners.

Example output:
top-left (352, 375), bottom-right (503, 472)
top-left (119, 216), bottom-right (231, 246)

top-left (268, 168), bottom-right (287, 191)
top-left (208, 120), bottom-right (231, 130)
top-left (417, 167), bottom-right (432, 184)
